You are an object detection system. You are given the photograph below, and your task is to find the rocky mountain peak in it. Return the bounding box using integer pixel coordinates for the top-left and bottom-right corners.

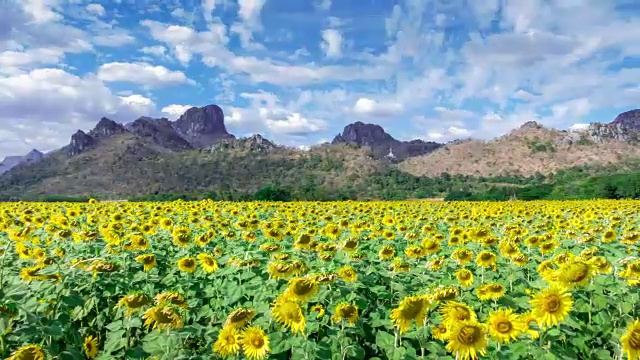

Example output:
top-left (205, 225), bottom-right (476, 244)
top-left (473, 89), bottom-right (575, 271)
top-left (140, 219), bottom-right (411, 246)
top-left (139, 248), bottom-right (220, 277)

top-left (89, 117), bottom-right (126, 139)
top-left (211, 134), bottom-right (277, 153)
top-left (332, 122), bottom-right (441, 160)
top-left (68, 130), bottom-right (96, 156)
top-left (129, 117), bottom-right (193, 151)
top-left (611, 109), bottom-right (640, 130)
top-left (173, 104), bottom-right (235, 148)
top-left (332, 122), bottom-right (395, 146)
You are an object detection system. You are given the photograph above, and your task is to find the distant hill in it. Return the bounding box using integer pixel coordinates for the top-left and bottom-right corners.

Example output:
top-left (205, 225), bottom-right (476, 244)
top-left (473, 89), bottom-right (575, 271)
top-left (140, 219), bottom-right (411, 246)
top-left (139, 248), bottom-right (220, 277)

top-left (0, 149), bottom-right (43, 175)
top-left (1, 105), bottom-right (640, 200)
top-left (331, 121), bottom-right (442, 161)
top-left (399, 116), bottom-right (640, 177)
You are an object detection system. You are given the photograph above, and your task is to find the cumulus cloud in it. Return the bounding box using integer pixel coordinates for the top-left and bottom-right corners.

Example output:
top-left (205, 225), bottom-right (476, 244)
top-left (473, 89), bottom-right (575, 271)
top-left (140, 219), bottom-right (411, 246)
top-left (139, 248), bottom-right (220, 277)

top-left (97, 62), bottom-right (195, 87)
top-left (161, 104), bottom-right (194, 118)
top-left (352, 98), bottom-right (403, 118)
top-left (0, 68), bottom-right (155, 157)
top-left (320, 29), bottom-right (343, 58)
top-left (85, 4), bottom-right (105, 17)
top-left (260, 109), bottom-right (327, 136)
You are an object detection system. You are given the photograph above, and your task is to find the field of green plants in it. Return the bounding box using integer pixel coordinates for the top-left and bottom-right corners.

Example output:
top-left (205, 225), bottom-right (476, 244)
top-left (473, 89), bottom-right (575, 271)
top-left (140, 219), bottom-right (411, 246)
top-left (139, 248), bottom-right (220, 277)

top-left (0, 199), bottom-right (639, 359)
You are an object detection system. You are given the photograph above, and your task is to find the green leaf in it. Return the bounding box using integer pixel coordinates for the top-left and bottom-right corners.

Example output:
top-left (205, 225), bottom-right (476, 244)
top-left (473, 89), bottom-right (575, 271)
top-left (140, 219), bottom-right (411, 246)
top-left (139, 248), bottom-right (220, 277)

top-left (104, 329), bottom-right (127, 354)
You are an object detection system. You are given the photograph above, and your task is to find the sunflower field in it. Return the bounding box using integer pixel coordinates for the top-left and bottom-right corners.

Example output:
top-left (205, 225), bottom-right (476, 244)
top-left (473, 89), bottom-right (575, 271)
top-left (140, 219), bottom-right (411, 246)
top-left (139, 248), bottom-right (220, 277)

top-left (0, 199), bottom-right (639, 360)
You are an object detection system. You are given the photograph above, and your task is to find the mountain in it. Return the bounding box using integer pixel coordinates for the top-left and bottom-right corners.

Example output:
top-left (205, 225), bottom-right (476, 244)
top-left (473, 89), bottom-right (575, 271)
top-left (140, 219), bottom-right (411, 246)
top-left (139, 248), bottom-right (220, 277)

top-left (173, 105), bottom-right (235, 148)
top-left (399, 116), bottom-right (640, 177)
top-left (65, 105), bottom-right (233, 156)
top-left (2, 106), bottom-right (640, 200)
top-left (0, 149), bottom-right (43, 175)
top-left (331, 121), bottom-right (442, 160)
top-left (611, 109), bottom-right (640, 130)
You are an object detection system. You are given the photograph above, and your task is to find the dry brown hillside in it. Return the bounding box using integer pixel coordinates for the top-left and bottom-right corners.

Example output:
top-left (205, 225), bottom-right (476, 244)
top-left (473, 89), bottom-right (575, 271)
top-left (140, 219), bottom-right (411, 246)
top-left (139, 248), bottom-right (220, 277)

top-left (398, 122), bottom-right (640, 177)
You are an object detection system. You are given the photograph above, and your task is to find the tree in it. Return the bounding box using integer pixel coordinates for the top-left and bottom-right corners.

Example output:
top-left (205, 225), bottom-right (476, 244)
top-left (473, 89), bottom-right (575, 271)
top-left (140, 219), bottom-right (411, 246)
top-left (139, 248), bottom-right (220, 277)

top-left (253, 185), bottom-right (292, 202)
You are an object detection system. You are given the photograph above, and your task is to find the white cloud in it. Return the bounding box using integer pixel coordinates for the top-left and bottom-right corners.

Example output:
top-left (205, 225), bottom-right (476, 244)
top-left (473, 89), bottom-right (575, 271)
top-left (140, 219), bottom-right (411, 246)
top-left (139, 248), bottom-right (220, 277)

top-left (97, 62), bottom-right (195, 87)
top-left (314, 0), bottom-right (331, 11)
top-left (320, 29), bottom-right (343, 58)
top-left (0, 68), bottom-right (155, 158)
top-left (22, 0), bottom-right (62, 23)
top-left (237, 0), bottom-right (267, 28)
top-left (161, 104), bottom-right (194, 118)
top-left (85, 4), bottom-right (105, 17)
top-left (140, 45), bottom-right (167, 57)
top-left (93, 32), bottom-right (136, 47)
top-left (352, 97), bottom-right (402, 118)
top-left (261, 109), bottom-right (327, 136)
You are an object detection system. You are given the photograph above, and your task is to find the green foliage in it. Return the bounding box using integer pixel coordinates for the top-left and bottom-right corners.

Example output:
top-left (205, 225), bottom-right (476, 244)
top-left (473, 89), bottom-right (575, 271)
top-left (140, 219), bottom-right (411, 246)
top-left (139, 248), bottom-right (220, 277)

top-left (253, 185), bottom-right (293, 202)
top-left (527, 139), bottom-right (556, 153)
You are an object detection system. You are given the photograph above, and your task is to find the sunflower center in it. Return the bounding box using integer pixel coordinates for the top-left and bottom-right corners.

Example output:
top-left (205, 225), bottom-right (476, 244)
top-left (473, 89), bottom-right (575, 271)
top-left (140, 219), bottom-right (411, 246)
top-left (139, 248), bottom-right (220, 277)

top-left (544, 297), bottom-right (561, 313)
top-left (565, 263), bottom-right (589, 282)
top-left (293, 281), bottom-right (314, 295)
top-left (225, 335), bottom-right (236, 344)
top-left (457, 325), bottom-right (480, 345)
top-left (340, 307), bottom-right (356, 317)
top-left (496, 321), bottom-right (512, 333)
top-left (400, 300), bottom-right (425, 318)
top-left (182, 259), bottom-right (195, 267)
top-left (458, 272), bottom-right (471, 280)
top-left (251, 337), bottom-right (264, 347)
top-left (156, 308), bottom-right (176, 324)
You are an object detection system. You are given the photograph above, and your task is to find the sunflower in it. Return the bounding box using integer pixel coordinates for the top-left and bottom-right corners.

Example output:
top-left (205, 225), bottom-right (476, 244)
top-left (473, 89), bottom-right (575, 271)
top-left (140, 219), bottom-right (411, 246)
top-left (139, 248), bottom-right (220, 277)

top-left (390, 295), bottom-right (432, 334)
top-left (196, 253), bottom-right (219, 273)
top-left (432, 322), bottom-right (451, 341)
top-left (476, 283), bottom-right (505, 301)
top-left (455, 269), bottom-right (474, 287)
top-left (155, 292), bottom-right (188, 309)
top-left (554, 258), bottom-right (593, 289)
top-left (142, 305), bottom-right (184, 331)
top-left (452, 248), bottom-right (474, 265)
top-left (588, 256), bottom-right (612, 274)
top-left (176, 257), bottom-right (197, 273)
top-left (421, 238), bottom-right (441, 254)
top-left (404, 245), bottom-right (425, 259)
top-left (6, 344), bottom-right (45, 360)
top-left (310, 304), bottom-right (325, 318)
top-left (621, 318), bottom-right (640, 360)
top-left (271, 297), bottom-right (306, 334)
top-left (439, 301), bottom-right (477, 328)
top-left (429, 287), bottom-right (459, 302)
top-left (487, 308), bottom-right (523, 344)
top-left (284, 277), bottom-right (318, 302)
top-left (445, 321), bottom-right (487, 360)
top-left (83, 335), bottom-right (99, 359)
top-left (475, 251), bottom-right (497, 268)
top-left (240, 326), bottom-right (270, 360)
top-left (20, 265), bottom-right (44, 282)
top-left (135, 254), bottom-right (157, 272)
top-left (267, 261), bottom-right (292, 280)
top-left (225, 308), bottom-right (256, 329)
top-left (331, 303), bottom-right (359, 325)
top-left (213, 326), bottom-right (241, 357)
top-left (519, 310), bottom-right (540, 339)
top-left (117, 293), bottom-right (151, 315)
top-left (294, 234), bottom-right (314, 250)
top-left (529, 284), bottom-right (573, 328)
top-left (378, 245), bottom-right (396, 260)
top-left (337, 266), bottom-right (357, 283)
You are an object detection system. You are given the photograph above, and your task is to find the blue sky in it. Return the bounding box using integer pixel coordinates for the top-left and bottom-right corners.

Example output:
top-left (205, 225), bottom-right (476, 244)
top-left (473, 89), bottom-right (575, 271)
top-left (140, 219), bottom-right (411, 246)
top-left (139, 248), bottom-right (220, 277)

top-left (0, 0), bottom-right (639, 158)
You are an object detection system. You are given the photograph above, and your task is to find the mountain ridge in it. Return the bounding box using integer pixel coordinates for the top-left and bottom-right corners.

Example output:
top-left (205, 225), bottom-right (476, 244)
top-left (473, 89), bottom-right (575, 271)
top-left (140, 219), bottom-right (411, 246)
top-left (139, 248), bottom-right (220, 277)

top-left (1, 105), bottom-right (639, 199)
